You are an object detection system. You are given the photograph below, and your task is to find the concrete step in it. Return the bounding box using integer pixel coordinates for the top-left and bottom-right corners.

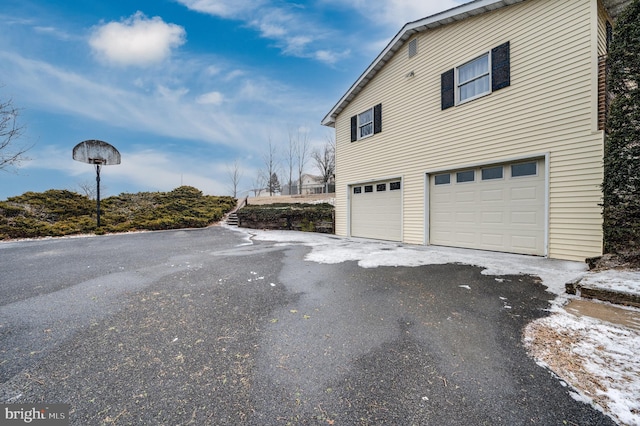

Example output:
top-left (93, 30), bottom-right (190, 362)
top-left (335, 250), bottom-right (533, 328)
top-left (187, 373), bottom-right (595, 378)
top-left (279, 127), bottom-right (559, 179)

top-left (226, 213), bottom-right (239, 226)
top-left (566, 278), bottom-right (640, 308)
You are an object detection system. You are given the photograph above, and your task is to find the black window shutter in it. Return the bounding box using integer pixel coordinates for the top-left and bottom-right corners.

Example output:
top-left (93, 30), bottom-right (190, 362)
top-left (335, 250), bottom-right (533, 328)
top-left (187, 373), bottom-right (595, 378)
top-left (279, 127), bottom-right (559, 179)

top-left (441, 69), bottom-right (455, 110)
top-left (491, 41), bottom-right (510, 91)
top-left (373, 103), bottom-right (382, 134)
top-left (350, 115), bottom-right (357, 142)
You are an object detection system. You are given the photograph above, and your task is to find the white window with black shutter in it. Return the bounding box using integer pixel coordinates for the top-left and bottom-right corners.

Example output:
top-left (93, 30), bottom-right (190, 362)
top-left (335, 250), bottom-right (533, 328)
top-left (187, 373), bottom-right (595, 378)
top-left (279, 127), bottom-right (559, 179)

top-left (351, 103), bottom-right (382, 142)
top-left (441, 41), bottom-right (510, 110)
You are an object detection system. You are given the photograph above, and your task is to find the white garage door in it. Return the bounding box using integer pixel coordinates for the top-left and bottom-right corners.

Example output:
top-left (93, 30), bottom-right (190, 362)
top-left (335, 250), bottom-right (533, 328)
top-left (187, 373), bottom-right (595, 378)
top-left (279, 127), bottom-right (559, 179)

top-left (351, 180), bottom-right (402, 241)
top-left (430, 159), bottom-right (545, 255)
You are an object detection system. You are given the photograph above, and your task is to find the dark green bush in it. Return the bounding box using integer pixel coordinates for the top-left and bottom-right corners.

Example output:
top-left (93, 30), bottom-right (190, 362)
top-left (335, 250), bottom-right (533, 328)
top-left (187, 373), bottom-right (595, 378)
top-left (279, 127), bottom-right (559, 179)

top-left (237, 203), bottom-right (334, 233)
top-left (603, 0), bottom-right (640, 255)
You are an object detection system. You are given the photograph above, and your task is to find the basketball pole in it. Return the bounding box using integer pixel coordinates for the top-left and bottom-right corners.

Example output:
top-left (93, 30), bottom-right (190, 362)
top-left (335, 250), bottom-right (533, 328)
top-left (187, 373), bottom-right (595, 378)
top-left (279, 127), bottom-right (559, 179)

top-left (95, 162), bottom-right (102, 228)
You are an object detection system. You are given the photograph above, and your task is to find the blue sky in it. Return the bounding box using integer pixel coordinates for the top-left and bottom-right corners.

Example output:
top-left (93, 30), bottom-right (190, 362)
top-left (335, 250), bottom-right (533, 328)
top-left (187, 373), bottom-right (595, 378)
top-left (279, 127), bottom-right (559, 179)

top-left (0, 0), bottom-right (468, 200)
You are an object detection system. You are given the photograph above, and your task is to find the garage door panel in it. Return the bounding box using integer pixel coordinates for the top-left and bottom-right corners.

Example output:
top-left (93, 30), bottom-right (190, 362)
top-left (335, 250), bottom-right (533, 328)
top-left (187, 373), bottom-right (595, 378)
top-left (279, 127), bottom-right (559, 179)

top-left (511, 211), bottom-right (538, 225)
top-left (481, 189), bottom-right (504, 201)
top-left (481, 233), bottom-right (504, 246)
top-left (481, 211), bottom-right (504, 224)
top-left (430, 159), bottom-right (545, 256)
top-left (511, 186), bottom-right (538, 201)
top-left (455, 190), bottom-right (476, 202)
top-left (432, 192), bottom-right (452, 203)
top-left (455, 232), bottom-right (476, 244)
top-left (432, 212), bottom-right (453, 225)
top-left (456, 212), bottom-right (475, 224)
top-left (512, 235), bottom-right (538, 251)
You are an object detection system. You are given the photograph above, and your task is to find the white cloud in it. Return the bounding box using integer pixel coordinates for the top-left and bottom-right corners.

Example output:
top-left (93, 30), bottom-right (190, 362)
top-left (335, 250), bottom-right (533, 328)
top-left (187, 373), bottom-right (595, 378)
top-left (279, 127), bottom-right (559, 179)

top-left (196, 91), bottom-right (224, 105)
top-left (0, 51), bottom-right (245, 147)
top-left (314, 49), bottom-right (350, 65)
top-left (324, 0), bottom-right (467, 29)
top-left (205, 65), bottom-right (222, 76)
top-left (176, 0), bottom-right (339, 64)
top-left (156, 85), bottom-right (189, 101)
top-left (89, 11), bottom-right (186, 67)
top-left (177, 0), bottom-right (267, 19)
top-left (223, 69), bottom-right (245, 81)
top-left (33, 26), bottom-right (72, 41)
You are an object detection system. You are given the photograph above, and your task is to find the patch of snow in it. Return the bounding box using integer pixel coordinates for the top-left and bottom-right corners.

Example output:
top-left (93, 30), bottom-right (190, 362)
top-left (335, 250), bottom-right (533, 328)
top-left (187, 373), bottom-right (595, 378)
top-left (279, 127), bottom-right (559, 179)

top-left (525, 310), bottom-right (640, 426)
top-left (579, 270), bottom-right (640, 295)
top-left (459, 285), bottom-right (471, 290)
top-left (242, 228), bottom-right (587, 297)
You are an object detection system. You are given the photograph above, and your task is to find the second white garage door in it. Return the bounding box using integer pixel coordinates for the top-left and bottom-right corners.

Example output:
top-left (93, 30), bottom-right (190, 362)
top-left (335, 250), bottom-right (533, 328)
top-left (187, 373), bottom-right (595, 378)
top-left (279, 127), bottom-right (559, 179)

top-left (351, 180), bottom-right (402, 241)
top-left (429, 159), bottom-right (546, 255)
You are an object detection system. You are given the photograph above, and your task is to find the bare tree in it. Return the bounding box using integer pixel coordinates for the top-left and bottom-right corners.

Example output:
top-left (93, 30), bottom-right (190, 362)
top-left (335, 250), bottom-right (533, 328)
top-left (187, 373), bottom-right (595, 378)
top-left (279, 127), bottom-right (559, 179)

top-left (77, 181), bottom-right (97, 199)
top-left (294, 128), bottom-right (311, 194)
top-left (284, 129), bottom-right (296, 195)
top-left (251, 174), bottom-right (264, 197)
top-left (0, 94), bottom-right (31, 172)
top-left (312, 135), bottom-right (335, 193)
top-left (226, 159), bottom-right (243, 198)
top-left (261, 137), bottom-right (279, 196)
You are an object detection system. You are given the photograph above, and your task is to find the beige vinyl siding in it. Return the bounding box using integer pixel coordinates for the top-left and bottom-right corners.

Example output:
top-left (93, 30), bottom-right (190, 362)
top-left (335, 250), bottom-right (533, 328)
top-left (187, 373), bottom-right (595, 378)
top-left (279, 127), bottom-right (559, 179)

top-left (334, 0), bottom-right (604, 261)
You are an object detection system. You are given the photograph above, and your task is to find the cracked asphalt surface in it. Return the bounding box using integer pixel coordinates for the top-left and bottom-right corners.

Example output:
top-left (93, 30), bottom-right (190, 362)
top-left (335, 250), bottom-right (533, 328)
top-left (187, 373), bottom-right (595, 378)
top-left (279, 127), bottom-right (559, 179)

top-left (0, 226), bottom-right (616, 425)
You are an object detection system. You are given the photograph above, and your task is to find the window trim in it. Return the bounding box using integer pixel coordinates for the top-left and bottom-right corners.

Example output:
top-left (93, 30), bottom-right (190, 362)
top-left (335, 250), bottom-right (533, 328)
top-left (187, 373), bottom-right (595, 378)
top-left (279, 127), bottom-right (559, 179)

top-left (441, 41), bottom-right (510, 111)
top-left (481, 166), bottom-right (504, 181)
top-left (456, 170), bottom-right (475, 183)
top-left (358, 107), bottom-right (374, 139)
top-left (351, 103), bottom-right (382, 142)
top-left (456, 52), bottom-right (491, 105)
top-left (434, 174), bottom-right (451, 186)
top-left (511, 162), bottom-right (538, 178)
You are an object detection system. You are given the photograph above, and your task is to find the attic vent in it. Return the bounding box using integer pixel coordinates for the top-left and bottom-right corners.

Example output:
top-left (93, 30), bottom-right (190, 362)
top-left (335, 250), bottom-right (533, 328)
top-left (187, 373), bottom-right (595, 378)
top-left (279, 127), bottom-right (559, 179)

top-left (408, 38), bottom-right (418, 58)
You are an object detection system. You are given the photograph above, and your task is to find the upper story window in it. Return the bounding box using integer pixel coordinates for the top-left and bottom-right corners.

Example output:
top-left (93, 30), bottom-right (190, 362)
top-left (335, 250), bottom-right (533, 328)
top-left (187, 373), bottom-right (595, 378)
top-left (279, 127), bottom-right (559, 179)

top-left (441, 41), bottom-right (510, 110)
top-left (351, 103), bottom-right (382, 142)
top-left (458, 54), bottom-right (490, 103)
top-left (358, 108), bottom-right (374, 138)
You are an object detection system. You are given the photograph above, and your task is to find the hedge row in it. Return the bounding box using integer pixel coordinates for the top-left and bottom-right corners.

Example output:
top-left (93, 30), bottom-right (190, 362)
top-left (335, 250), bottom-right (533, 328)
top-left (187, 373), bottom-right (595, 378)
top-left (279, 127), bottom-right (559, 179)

top-left (236, 203), bottom-right (334, 233)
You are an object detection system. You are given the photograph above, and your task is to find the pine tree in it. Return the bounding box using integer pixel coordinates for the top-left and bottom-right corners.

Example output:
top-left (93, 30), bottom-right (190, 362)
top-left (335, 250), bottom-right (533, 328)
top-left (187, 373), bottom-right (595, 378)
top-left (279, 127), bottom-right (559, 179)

top-left (603, 0), bottom-right (640, 255)
top-left (267, 172), bottom-right (281, 195)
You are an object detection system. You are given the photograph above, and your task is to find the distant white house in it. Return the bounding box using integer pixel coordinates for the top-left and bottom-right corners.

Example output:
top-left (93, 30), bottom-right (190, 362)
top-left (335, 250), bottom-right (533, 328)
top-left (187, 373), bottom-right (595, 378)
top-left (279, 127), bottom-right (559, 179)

top-left (282, 174), bottom-right (335, 195)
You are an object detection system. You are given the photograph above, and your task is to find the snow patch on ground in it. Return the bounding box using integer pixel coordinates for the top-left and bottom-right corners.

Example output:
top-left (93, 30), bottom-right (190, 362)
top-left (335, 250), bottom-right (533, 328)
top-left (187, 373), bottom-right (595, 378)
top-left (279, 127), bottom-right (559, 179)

top-left (579, 270), bottom-right (640, 295)
top-left (525, 309), bottom-right (640, 426)
top-left (244, 228), bottom-right (587, 296)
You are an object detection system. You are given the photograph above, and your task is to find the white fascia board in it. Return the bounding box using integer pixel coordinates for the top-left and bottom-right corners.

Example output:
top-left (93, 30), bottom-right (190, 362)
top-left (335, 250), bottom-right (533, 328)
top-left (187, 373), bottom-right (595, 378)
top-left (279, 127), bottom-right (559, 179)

top-left (321, 0), bottom-right (526, 127)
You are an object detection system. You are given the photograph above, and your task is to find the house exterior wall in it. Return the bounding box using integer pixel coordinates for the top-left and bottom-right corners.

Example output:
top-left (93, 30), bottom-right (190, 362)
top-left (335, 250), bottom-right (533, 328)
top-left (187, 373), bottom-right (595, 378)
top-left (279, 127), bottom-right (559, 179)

top-left (333, 0), bottom-right (609, 261)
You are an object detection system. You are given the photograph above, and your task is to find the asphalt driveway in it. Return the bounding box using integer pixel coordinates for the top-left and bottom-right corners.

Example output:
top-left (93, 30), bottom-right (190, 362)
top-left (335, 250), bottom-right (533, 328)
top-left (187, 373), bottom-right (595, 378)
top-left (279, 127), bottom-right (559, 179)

top-left (0, 226), bottom-right (615, 425)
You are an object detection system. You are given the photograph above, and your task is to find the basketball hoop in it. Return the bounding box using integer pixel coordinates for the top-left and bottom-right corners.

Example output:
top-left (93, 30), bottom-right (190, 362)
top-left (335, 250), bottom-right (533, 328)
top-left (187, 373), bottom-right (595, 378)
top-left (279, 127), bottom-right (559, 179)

top-left (72, 140), bottom-right (121, 228)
